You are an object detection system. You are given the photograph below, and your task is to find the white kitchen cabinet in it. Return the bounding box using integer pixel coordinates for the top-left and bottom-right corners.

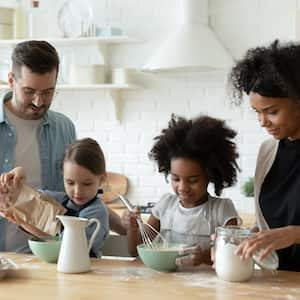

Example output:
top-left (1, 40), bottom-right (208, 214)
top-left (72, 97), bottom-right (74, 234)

top-left (0, 36), bottom-right (142, 122)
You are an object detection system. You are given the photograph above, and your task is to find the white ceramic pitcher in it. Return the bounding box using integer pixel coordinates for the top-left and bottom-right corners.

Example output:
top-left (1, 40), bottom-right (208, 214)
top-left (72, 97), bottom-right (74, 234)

top-left (56, 215), bottom-right (100, 273)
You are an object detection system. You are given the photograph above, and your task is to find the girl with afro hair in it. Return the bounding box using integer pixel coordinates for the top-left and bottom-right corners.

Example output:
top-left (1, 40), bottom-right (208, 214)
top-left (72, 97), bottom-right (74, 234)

top-left (122, 114), bottom-right (240, 266)
top-left (229, 40), bottom-right (300, 272)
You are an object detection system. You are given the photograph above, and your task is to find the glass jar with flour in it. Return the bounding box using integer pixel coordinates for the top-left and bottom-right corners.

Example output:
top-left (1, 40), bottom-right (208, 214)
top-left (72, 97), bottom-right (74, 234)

top-left (215, 226), bottom-right (254, 282)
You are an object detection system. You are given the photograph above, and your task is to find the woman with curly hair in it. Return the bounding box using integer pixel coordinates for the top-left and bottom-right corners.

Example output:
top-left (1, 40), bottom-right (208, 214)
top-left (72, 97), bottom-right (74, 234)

top-left (229, 40), bottom-right (300, 272)
top-left (122, 114), bottom-right (240, 266)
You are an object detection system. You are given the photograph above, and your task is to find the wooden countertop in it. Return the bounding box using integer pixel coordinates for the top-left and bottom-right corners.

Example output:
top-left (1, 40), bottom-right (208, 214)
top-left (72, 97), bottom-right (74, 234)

top-left (1, 252), bottom-right (300, 300)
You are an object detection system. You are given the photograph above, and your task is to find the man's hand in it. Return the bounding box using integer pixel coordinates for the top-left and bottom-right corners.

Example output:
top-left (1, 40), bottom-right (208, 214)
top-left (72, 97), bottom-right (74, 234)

top-left (0, 183), bottom-right (13, 210)
top-left (0, 167), bottom-right (26, 189)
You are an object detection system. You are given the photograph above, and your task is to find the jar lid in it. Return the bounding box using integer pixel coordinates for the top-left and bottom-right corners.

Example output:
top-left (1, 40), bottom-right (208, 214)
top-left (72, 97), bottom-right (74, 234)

top-left (252, 250), bottom-right (279, 270)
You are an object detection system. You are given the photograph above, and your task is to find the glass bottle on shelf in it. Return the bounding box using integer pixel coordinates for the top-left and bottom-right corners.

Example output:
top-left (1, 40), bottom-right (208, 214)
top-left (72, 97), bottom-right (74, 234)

top-left (28, 0), bottom-right (40, 39)
top-left (13, 0), bottom-right (27, 39)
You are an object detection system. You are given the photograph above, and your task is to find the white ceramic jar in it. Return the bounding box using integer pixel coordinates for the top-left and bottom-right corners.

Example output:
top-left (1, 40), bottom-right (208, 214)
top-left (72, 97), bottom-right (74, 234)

top-left (111, 68), bottom-right (136, 85)
top-left (215, 226), bottom-right (254, 282)
top-left (69, 64), bottom-right (106, 84)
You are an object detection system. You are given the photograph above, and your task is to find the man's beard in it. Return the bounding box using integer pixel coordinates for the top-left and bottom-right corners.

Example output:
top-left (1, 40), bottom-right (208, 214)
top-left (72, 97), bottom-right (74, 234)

top-left (14, 92), bottom-right (50, 120)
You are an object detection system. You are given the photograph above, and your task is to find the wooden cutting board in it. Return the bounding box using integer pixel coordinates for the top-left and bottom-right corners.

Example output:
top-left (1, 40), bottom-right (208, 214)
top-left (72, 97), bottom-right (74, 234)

top-left (101, 172), bottom-right (128, 203)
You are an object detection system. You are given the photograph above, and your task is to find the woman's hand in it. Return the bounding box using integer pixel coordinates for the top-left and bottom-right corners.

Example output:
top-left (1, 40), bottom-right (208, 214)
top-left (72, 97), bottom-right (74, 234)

top-left (176, 245), bottom-right (211, 267)
top-left (235, 226), bottom-right (298, 260)
top-left (0, 166), bottom-right (26, 188)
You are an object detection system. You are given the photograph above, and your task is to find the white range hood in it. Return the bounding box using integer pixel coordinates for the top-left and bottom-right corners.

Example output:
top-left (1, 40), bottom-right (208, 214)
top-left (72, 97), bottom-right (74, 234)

top-left (142, 0), bottom-right (232, 72)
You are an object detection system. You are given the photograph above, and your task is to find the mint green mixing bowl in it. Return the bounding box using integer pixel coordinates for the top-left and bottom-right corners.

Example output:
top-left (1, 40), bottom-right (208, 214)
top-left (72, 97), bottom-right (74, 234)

top-left (137, 244), bottom-right (182, 272)
top-left (28, 238), bottom-right (61, 263)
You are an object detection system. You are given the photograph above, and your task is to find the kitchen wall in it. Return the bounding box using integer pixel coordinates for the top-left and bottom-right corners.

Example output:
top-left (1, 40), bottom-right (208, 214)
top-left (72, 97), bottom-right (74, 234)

top-left (1, 0), bottom-right (300, 213)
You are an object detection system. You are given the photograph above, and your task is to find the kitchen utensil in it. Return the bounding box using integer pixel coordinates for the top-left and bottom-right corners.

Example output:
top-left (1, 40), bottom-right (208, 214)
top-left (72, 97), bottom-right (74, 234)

top-left (28, 237), bottom-right (61, 263)
top-left (253, 249), bottom-right (279, 272)
top-left (215, 226), bottom-right (254, 282)
top-left (137, 243), bottom-right (183, 272)
top-left (118, 194), bottom-right (168, 249)
top-left (56, 215), bottom-right (100, 273)
top-left (215, 225), bottom-right (279, 282)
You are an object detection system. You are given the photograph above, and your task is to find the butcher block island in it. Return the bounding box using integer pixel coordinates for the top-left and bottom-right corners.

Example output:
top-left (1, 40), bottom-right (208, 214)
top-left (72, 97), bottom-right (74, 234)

top-left (1, 252), bottom-right (299, 300)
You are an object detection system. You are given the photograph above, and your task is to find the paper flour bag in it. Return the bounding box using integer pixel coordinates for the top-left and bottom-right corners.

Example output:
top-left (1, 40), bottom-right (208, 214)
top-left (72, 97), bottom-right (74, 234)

top-left (4, 183), bottom-right (66, 236)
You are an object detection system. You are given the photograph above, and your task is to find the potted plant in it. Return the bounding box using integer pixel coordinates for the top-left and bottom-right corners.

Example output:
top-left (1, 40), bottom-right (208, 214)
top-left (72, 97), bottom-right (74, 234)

top-left (242, 177), bottom-right (254, 197)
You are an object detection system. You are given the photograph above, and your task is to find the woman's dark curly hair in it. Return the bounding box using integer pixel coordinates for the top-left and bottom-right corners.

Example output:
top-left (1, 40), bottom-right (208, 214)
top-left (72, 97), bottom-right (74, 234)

top-left (228, 39), bottom-right (300, 104)
top-left (149, 115), bottom-right (240, 196)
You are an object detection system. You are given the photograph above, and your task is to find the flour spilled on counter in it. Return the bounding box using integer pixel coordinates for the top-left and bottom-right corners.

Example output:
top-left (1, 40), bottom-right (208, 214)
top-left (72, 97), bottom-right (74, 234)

top-left (17, 256), bottom-right (42, 269)
top-left (18, 263), bottom-right (41, 269)
top-left (174, 271), bottom-right (229, 289)
top-left (173, 269), bottom-right (300, 300)
top-left (92, 267), bottom-right (155, 281)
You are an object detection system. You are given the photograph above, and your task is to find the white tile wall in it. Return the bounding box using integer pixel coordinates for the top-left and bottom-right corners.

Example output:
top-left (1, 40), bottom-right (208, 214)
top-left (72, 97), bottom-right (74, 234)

top-left (1, 0), bottom-right (298, 213)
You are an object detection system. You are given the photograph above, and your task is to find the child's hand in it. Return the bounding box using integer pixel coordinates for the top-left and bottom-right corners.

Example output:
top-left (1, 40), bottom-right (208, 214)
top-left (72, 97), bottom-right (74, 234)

top-left (210, 233), bottom-right (216, 268)
top-left (176, 243), bottom-right (213, 267)
top-left (121, 208), bottom-right (140, 232)
top-left (0, 167), bottom-right (26, 189)
top-left (176, 245), bottom-right (207, 267)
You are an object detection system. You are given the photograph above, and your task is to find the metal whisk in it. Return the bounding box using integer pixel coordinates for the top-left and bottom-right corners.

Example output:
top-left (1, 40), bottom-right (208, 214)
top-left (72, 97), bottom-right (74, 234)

top-left (118, 194), bottom-right (168, 249)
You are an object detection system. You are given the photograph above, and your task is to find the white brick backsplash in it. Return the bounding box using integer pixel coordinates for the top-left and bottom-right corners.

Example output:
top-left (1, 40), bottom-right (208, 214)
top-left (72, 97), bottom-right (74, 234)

top-left (121, 154), bottom-right (141, 164)
top-left (122, 105), bottom-right (141, 121)
top-left (127, 175), bottom-right (139, 186)
top-left (105, 142), bottom-right (125, 154)
top-left (127, 187), bottom-right (158, 205)
top-left (157, 97), bottom-right (189, 116)
top-left (124, 163), bottom-right (156, 177)
top-left (106, 165), bottom-right (124, 174)
top-left (125, 120), bottom-right (158, 132)
top-left (139, 175), bottom-right (167, 187)
top-left (124, 143), bottom-right (146, 154)
top-left (106, 129), bottom-right (125, 142)
top-left (140, 133), bottom-right (159, 147)
top-left (156, 186), bottom-right (174, 197)
top-left (91, 132), bottom-right (108, 144)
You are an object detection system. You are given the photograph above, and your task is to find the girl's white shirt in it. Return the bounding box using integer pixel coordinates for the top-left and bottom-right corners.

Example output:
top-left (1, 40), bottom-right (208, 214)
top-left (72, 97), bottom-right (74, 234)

top-left (152, 193), bottom-right (239, 249)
